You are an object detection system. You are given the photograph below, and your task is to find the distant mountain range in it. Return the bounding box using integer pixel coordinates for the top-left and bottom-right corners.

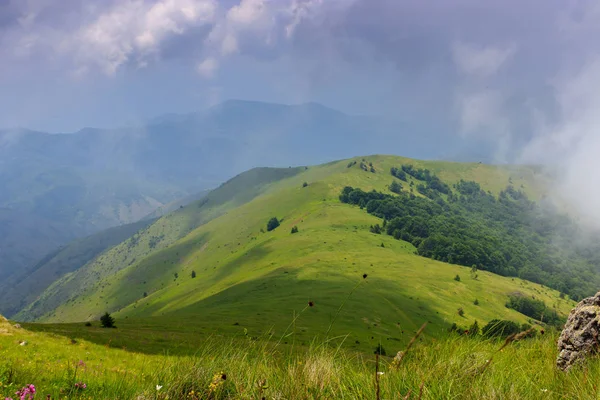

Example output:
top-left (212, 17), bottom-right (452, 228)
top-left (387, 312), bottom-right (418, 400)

top-left (0, 99), bottom-right (489, 287)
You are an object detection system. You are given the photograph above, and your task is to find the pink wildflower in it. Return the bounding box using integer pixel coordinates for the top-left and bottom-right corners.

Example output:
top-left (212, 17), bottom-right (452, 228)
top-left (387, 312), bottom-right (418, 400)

top-left (74, 382), bottom-right (87, 390)
top-left (14, 384), bottom-right (35, 400)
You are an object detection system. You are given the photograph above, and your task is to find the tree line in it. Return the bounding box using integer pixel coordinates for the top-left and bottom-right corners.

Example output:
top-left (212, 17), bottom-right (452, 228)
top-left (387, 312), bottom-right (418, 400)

top-left (340, 165), bottom-right (600, 300)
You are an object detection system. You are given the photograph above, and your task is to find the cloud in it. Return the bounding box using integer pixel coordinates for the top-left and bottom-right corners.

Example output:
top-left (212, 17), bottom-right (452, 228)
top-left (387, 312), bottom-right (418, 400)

top-left (197, 57), bottom-right (218, 78)
top-left (452, 42), bottom-right (516, 77)
top-left (72, 0), bottom-right (217, 75)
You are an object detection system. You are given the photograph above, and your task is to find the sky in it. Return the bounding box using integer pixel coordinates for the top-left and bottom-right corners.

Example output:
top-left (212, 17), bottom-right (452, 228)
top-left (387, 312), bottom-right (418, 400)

top-left (2, 0), bottom-right (600, 221)
top-left (0, 1), bottom-right (600, 162)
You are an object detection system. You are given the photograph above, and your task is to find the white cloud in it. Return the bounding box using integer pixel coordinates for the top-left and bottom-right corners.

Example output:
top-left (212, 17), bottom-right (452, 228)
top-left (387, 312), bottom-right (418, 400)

top-left (452, 42), bottom-right (516, 77)
top-left (197, 57), bottom-right (218, 78)
top-left (69, 0), bottom-right (217, 75)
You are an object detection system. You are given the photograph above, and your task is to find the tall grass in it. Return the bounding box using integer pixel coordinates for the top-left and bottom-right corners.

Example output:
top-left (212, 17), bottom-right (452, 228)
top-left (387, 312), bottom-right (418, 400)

top-left (2, 321), bottom-right (600, 399)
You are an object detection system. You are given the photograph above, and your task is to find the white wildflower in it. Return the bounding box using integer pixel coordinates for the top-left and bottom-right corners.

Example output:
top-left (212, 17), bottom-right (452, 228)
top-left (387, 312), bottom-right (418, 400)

top-left (156, 385), bottom-right (163, 391)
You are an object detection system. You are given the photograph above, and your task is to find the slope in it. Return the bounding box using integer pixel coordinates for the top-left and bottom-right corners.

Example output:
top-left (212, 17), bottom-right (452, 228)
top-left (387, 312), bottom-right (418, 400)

top-left (0, 100), bottom-right (484, 282)
top-left (22, 156), bottom-right (576, 353)
top-left (14, 167), bottom-right (304, 321)
top-left (0, 218), bottom-right (155, 317)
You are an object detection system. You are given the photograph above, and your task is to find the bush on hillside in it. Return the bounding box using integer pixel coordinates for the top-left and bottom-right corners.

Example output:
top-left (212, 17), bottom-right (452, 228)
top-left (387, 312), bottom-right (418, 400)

top-left (267, 217), bottom-right (280, 232)
top-left (467, 320), bottom-right (480, 336)
top-left (291, 226), bottom-right (299, 234)
top-left (389, 180), bottom-right (402, 194)
top-left (505, 294), bottom-right (562, 326)
top-left (374, 344), bottom-right (387, 356)
top-left (191, 270), bottom-right (196, 278)
top-left (481, 319), bottom-right (520, 338)
top-left (303, 182), bottom-right (308, 188)
top-left (370, 224), bottom-right (382, 234)
top-left (100, 312), bottom-right (116, 328)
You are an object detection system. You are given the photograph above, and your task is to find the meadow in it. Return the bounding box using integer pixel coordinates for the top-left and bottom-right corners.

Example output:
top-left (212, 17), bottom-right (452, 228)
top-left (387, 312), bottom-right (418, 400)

top-left (3, 313), bottom-right (599, 399)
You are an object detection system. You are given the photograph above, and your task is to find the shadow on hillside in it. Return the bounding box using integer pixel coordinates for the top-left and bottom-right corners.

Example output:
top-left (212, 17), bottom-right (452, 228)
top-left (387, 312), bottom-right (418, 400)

top-left (25, 268), bottom-right (451, 356)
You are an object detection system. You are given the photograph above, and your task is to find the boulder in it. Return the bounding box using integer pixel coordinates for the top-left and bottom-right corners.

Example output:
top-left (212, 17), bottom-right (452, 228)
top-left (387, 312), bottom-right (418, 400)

top-left (557, 292), bottom-right (600, 371)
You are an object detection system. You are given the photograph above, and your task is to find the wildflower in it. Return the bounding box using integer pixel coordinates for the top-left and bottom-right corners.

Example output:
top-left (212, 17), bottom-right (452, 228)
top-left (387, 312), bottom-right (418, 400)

top-left (18, 341), bottom-right (27, 346)
top-left (14, 384), bottom-right (35, 400)
top-left (377, 371), bottom-right (384, 376)
top-left (156, 385), bottom-right (163, 391)
top-left (541, 389), bottom-right (548, 393)
top-left (74, 382), bottom-right (87, 390)
top-left (208, 372), bottom-right (226, 393)
top-left (78, 360), bottom-right (86, 367)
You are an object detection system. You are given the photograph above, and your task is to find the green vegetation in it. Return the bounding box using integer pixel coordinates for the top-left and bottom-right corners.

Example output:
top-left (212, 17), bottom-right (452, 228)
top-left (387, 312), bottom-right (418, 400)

top-left (9, 156), bottom-right (575, 358)
top-left (340, 163), bottom-right (600, 300)
top-left (100, 312), bottom-right (115, 328)
top-left (4, 315), bottom-right (600, 399)
top-left (506, 293), bottom-right (561, 326)
top-left (0, 218), bottom-right (154, 317)
top-left (267, 217), bottom-right (280, 231)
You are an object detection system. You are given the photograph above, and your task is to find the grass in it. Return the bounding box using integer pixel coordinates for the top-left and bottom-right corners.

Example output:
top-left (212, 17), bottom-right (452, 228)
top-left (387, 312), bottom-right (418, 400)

top-left (14, 156), bottom-right (575, 355)
top-left (4, 314), bottom-right (600, 399)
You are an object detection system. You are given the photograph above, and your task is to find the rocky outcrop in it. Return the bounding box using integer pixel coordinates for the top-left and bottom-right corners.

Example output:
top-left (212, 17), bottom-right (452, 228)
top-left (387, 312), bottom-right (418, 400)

top-left (557, 292), bottom-right (600, 371)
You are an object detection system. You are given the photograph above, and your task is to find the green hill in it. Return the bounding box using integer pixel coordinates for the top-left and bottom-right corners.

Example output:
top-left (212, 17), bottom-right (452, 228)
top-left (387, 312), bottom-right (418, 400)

top-left (15, 155), bottom-right (582, 355)
top-left (0, 218), bottom-right (155, 317)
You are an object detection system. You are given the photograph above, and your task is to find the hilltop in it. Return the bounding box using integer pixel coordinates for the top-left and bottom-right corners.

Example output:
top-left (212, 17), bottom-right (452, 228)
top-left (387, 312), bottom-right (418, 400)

top-left (12, 155), bottom-right (589, 356)
top-left (0, 100), bottom-right (471, 289)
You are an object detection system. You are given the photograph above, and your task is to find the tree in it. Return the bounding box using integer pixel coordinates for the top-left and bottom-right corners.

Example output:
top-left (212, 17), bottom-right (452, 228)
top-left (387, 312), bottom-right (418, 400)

top-left (457, 307), bottom-right (465, 317)
top-left (191, 271), bottom-right (196, 278)
top-left (100, 312), bottom-right (115, 328)
top-left (291, 226), bottom-right (299, 234)
top-left (454, 274), bottom-right (461, 282)
top-left (267, 217), bottom-right (280, 232)
top-left (389, 180), bottom-right (402, 194)
top-left (474, 298), bottom-right (479, 306)
top-left (143, 292), bottom-right (148, 298)
top-left (303, 182), bottom-right (308, 188)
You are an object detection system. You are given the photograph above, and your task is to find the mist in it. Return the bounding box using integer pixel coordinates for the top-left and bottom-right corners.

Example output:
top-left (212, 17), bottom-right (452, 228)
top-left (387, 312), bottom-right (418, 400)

top-left (1, 0), bottom-right (600, 225)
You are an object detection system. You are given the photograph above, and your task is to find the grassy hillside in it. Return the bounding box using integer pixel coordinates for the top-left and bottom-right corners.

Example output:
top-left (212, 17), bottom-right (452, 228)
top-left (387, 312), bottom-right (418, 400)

top-left (0, 219), bottom-right (155, 317)
top-left (18, 156), bottom-right (576, 356)
top-left (4, 313), bottom-right (600, 399)
top-left (14, 167), bottom-right (304, 321)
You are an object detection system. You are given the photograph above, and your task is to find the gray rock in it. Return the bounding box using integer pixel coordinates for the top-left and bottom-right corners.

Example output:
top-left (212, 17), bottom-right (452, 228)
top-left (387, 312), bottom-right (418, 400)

top-left (557, 292), bottom-right (600, 371)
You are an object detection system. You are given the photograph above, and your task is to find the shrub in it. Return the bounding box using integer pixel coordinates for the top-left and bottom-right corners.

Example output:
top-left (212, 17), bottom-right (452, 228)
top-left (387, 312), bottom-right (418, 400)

top-left (468, 320), bottom-right (480, 336)
top-left (291, 226), bottom-right (299, 234)
top-left (303, 182), bottom-right (308, 187)
top-left (374, 344), bottom-right (387, 356)
top-left (454, 274), bottom-right (461, 282)
top-left (84, 322), bottom-right (92, 327)
top-left (389, 181), bottom-right (402, 194)
top-left (457, 307), bottom-right (465, 317)
top-left (474, 298), bottom-right (479, 306)
top-left (143, 292), bottom-right (148, 298)
top-left (482, 319), bottom-right (520, 338)
top-left (100, 312), bottom-right (116, 328)
top-left (191, 271), bottom-right (196, 278)
top-left (370, 224), bottom-right (382, 234)
top-left (267, 217), bottom-right (280, 232)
